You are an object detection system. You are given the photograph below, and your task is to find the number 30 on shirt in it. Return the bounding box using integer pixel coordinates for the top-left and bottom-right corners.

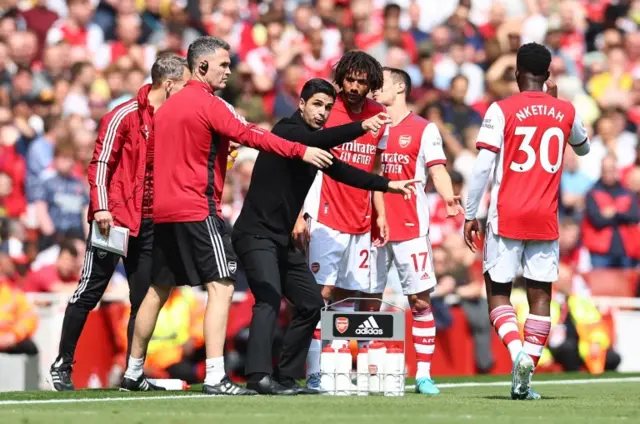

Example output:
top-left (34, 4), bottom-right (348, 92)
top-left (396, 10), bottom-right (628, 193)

top-left (510, 126), bottom-right (564, 174)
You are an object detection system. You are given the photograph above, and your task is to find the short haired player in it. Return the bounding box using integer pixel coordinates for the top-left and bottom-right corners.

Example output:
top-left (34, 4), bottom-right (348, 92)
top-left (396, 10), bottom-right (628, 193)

top-left (366, 67), bottom-right (463, 395)
top-left (463, 43), bottom-right (590, 400)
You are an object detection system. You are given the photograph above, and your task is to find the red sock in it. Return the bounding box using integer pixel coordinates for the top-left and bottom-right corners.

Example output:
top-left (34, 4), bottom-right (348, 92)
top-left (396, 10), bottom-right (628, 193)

top-left (523, 314), bottom-right (551, 367)
top-left (489, 305), bottom-right (523, 363)
top-left (412, 306), bottom-right (435, 379)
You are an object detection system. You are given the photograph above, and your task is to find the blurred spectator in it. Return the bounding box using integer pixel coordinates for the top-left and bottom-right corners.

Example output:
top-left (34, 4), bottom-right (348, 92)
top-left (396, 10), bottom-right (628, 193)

top-left (273, 62), bottom-right (304, 120)
top-left (31, 142), bottom-right (89, 249)
top-left (46, 0), bottom-right (104, 60)
top-left (589, 47), bottom-right (633, 109)
top-left (440, 75), bottom-right (482, 144)
top-left (94, 12), bottom-right (156, 72)
top-left (581, 112), bottom-right (637, 181)
top-left (559, 217), bottom-right (592, 275)
top-left (407, 0), bottom-right (428, 45)
top-left (582, 155), bottom-right (640, 268)
top-left (410, 53), bottom-right (442, 115)
top-left (435, 40), bottom-right (484, 104)
top-left (62, 61), bottom-right (95, 118)
top-left (23, 239), bottom-right (80, 293)
top-left (561, 147), bottom-right (592, 218)
top-left (0, 125), bottom-right (26, 218)
top-left (446, 4), bottom-right (484, 60)
top-left (429, 246), bottom-right (454, 330)
top-left (0, 270), bottom-right (38, 355)
top-left (366, 4), bottom-right (418, 67)
top-left (245, 18), bottom-right (299, 95)
top-left (20, 0), bottom-right (58, 59)
top-left (25, 115), bottom-right (60, 199)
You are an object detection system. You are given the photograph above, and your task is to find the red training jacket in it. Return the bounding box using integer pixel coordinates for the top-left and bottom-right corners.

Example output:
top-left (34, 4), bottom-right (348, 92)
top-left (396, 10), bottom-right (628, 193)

top-left (153, 80), bottom-right (308, 223)
top-left (87, 84), bottom-right (155, 236)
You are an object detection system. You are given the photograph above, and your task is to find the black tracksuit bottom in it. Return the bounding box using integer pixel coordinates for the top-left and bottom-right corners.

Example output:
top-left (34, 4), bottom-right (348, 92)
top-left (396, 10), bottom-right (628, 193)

top-left (55, 219), bottom-right (154, 366)
top-left (231, 229), bottom-right (324, 381)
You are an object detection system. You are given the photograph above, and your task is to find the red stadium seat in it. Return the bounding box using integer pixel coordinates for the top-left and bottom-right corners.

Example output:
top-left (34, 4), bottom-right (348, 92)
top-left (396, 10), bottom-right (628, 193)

top-left (583, 269), bottom-right (639, 297)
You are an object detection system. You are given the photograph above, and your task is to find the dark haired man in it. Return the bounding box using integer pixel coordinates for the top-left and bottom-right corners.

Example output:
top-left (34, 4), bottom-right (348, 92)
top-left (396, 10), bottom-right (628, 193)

top-left (233, 78), bottom-right (418, 395)
top-left (299, 51), bottom-right (391, 389)
top-left (47, 54), bottom-right (190, 392)
top-left (464, 42), bottom-right (591, 400)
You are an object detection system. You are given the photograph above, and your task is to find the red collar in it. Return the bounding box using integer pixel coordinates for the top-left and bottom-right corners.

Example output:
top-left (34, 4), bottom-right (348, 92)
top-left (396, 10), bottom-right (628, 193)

top-left (186, 79), bottom-right (215, 95)
top-left (136, 84), bottom-right (154, 114)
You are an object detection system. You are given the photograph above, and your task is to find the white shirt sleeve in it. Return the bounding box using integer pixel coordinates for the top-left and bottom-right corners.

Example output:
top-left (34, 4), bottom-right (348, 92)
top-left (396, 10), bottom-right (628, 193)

top-left (568, 110), bottom-right (590, 156)
top-left (464, 148), bottom-right (497, 221)
top-left (377, 124), bottom-right (389, 150)
top-left (475, 102), bottom-right (505, 153)
top-left (420, 122), bottom-right (447, 167)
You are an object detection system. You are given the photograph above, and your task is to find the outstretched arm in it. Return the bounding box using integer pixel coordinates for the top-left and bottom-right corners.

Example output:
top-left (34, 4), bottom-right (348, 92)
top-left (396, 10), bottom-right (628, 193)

top-left (322, 157), bottom-right (389, 192)
top-left (276, 112), bottom-right (390, 149)
top-left (206, 96), bottom-right (332, 168)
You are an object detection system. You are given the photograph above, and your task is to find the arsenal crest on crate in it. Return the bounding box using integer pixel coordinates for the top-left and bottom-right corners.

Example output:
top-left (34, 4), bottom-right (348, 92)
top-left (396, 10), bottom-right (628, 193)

top-left (335, 316), bottom-right (349, 334)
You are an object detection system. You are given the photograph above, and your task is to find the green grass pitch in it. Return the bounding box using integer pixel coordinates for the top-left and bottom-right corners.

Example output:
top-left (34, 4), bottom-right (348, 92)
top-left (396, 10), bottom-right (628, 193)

top-left (0, 372), bottom-right (638, 424)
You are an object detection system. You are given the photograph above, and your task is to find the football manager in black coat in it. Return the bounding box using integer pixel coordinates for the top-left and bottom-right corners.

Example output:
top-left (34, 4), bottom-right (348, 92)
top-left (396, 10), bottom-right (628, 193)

top-left (232, 78), bottom-right (418, 395)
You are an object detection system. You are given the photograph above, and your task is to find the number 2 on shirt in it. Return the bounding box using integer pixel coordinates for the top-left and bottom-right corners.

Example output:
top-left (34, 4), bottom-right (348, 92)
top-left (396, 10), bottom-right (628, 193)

top-left (359, 249), bottom-right (369, 269)
top-left (510, 126), bottom-right (565, 174)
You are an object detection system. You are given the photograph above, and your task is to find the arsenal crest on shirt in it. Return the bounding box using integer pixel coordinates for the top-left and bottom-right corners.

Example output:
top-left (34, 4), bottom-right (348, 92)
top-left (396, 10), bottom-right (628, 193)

top-left (399, 135), bottom-right (412, 147)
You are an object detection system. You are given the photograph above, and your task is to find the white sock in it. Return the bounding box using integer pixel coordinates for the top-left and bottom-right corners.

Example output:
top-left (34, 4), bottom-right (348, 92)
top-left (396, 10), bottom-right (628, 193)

top-left (507, 340), bottom-right (523, 363)
top-left (416, 362), bottom-right (431, 380)
top-left (307, 338), bottom-right (322, 377)
top-left (124, 356), bottom-right (144, 380)
top-left (204, 357), bottom-right (225, 386)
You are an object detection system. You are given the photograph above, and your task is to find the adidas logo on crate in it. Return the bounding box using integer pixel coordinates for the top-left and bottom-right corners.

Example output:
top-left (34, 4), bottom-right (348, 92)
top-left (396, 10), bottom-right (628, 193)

top-left (355, 316), bottom-right (383, 335)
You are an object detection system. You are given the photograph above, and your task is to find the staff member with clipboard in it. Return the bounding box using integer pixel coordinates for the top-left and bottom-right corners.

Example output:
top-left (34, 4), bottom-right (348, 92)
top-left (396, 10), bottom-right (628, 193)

top-left (47, 55), bottom-right (191, 392)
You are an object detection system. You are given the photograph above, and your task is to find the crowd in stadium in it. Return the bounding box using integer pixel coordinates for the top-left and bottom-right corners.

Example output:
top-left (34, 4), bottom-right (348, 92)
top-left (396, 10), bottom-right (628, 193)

top-left (0, 0), bottom-right (639, 386)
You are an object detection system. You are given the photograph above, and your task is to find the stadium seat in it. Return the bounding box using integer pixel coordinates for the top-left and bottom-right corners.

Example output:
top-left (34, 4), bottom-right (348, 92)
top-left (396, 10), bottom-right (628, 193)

top-left (583, 269), bottom-right (639, 298)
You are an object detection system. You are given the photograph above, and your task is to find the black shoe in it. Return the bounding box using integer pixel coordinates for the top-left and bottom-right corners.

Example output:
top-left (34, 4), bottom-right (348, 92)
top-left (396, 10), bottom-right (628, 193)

top-left (202, 376), bottom-right (258, 396)
top-left (47, 360), bottom-right (75, 392)
top-left (247, 375), bottom-right (297, 395)
top-left (119, 374), bottom-right (166, 391)
top-left (279, 378), bottom-right (320, 395)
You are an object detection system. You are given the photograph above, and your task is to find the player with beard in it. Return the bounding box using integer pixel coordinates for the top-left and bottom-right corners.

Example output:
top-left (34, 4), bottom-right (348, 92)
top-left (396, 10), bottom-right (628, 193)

top-left (298, 51), bottom-right (389, 390)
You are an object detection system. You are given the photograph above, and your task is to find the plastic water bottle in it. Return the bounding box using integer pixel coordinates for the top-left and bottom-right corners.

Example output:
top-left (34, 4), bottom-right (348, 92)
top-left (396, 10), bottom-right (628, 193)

top-left (147, 379), bottom-right (189, 391)
top-left (383, 347), bottom-right (405, 396)
top-left (87, 373), bottom-right (102, 389)
top-left (356, 346), bottom-right (369, 396)
top-left (367, 341), bottom-right (386, 393)
top-left (334, 347), bottom-right (353, 396)
top-left (320, 346), bottom-right (336, 395)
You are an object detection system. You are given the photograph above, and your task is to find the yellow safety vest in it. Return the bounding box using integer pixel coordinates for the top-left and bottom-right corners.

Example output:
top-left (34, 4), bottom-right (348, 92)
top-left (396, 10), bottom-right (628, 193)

top-left (146, 288), bottom-right (195, 369)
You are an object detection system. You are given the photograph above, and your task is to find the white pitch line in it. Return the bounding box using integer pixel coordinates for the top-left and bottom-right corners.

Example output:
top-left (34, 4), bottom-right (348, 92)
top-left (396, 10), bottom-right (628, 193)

top-left (0, 394), bottom-right (209, 406)
top-left (1, 376), bottom-right (639, 406)
top-left (404, 376), bottom-right (640, 390)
